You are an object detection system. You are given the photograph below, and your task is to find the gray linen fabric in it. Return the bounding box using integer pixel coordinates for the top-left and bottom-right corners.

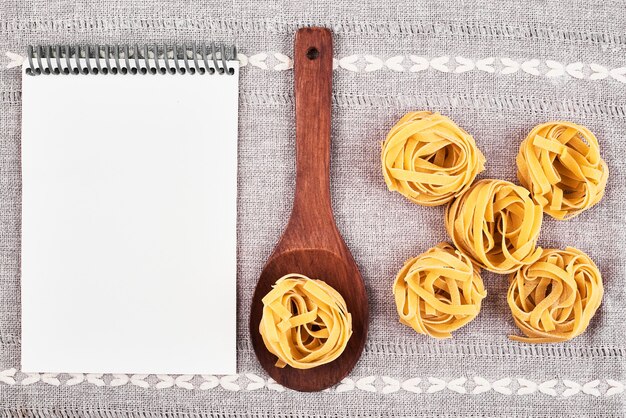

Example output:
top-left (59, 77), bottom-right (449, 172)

top-left (1, 1), bottom-right (625, 417)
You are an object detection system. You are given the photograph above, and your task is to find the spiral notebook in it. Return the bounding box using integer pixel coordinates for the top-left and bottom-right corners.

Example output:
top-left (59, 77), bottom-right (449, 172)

top-left (20, 44), bottom-right (239, 374)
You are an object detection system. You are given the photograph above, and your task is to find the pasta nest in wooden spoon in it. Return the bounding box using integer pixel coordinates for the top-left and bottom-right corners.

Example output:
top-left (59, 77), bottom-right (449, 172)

top-left (516, 121), bottom-right (609, 220)
top-left (259, 274), bottom-right (352, 369)
top-left (507, 247), bottom-right (603, 343)
top-left (445, 179), bottom-right (543, 274)
top-left (381, 111), bottom-right (485, 206)
top-left (393, 242), bottom-right (486, 338)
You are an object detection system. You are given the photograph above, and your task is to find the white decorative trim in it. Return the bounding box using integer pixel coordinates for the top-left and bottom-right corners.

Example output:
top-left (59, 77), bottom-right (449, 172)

top-left (5, 51), bottom-right (24, 68)
top-left (6, 50), bottom-right (626, 83)
top-left (0, 368), bottom-right (623, 397)
top-left (240, 52), bottom-right (626, 83)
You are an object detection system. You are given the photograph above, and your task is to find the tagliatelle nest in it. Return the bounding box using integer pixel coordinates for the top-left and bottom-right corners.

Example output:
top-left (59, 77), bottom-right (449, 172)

top-left (445, 179), bottom-right (543, 274)
top-left (381, 111), bottom-right (485, 206)
top-left (393, 242), bottom-right (486, 339)
top-left (259, 274), bottom-right (352, 369)
top-left (507, 247), bottom-right (603, 343)
top-left (516, 121), bottom-right (609, 220)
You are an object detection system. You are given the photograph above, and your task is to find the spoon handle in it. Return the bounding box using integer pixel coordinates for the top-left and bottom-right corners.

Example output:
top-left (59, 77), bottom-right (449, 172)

top-left (291, 28), bottom-right (334, 226)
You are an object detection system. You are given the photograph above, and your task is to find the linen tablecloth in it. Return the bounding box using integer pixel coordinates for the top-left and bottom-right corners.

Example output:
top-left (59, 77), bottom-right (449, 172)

top-left (1, 1), bottom-right (625, 417)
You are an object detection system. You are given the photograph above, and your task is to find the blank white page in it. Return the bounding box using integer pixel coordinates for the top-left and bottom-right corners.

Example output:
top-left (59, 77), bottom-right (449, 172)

top-left (21, 61), bottom-right (239, 375)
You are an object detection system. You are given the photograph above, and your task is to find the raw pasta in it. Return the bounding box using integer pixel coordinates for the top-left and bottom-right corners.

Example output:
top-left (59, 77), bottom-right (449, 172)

top-left (259, 274), bottom-right (352, 369)
top-left (381, 111), bottom-right (485, 206)
top-left (507, 247), bottom-right (603, 343)
top-left (393, 242), bottom-right (486, 339)
top-left (516, 121), bottom-right (609, 220)
top-left (445, 179), bottom-right (543, 274)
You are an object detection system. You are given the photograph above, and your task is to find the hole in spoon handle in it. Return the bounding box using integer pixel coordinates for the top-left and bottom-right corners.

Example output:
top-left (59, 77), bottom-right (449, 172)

top-left (292, 27), bottom-right (334, 220)
top-left (306, 47), bottom-right (320, 60)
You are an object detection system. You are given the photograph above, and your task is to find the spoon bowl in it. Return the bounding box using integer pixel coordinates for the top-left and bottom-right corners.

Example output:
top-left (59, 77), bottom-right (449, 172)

top-left (250, 248), bottom-right (368, 391)
top-left (249, 27), bottom-right (369, 392)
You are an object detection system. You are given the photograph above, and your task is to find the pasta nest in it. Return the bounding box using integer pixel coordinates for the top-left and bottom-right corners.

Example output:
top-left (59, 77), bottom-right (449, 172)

top-left (393, 242), bottom-right (486, 339)
top-left (516, 121), bottom-right (609, 220)
top-left (381, 111), bottom-right (485, 206)
top-left (508, 247), bottom-right (603, 343)
top-left (259, 274), bottom-right (352, 369)
top-left (445, 179), bottom-right (543, 274)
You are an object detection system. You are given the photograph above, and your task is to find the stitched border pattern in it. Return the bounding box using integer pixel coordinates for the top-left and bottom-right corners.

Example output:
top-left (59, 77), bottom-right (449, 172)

top-left (6, 50), bottom-right (626, 83)
top-left (0, 368), bottom-right (623, 397)
top-left (238, 53), bottom-right (626, 84)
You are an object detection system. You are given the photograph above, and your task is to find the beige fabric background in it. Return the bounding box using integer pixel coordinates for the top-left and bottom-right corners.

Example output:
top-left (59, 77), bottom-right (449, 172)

top-left (0, 1), bottom-right (625, 417)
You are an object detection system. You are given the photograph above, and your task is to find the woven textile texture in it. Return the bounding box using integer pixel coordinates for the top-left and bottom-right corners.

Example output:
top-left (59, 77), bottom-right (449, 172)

top-left (1, 1), bottom-right (625, 417)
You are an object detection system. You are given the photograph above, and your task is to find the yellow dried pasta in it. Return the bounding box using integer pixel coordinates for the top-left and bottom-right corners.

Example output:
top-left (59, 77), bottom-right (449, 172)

top-left (445, 179), bottom-right (543, 274)
top-left (508, 247), bottom-right (603, 343)
top-left (393, 242), bottom-right (486, 339)
top-left (259, 274), bottom-right (352, 369)
top-left (381, 111), bottom-right (486, 206)
top-left (516, 121), bottom-right (609, 220)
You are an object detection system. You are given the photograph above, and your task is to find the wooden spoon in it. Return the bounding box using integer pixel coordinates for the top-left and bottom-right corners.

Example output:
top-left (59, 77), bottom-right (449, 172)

top-left (249, 27), bottom-right (369, 392)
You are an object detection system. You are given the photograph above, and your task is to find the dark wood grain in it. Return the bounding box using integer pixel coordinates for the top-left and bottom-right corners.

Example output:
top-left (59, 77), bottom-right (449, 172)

top-left (249, 27), bottom-right (369, 392)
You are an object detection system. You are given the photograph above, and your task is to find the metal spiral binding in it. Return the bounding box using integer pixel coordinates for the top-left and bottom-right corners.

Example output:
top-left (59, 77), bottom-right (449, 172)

top-left (25, 43), bottom-right (238, 76)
